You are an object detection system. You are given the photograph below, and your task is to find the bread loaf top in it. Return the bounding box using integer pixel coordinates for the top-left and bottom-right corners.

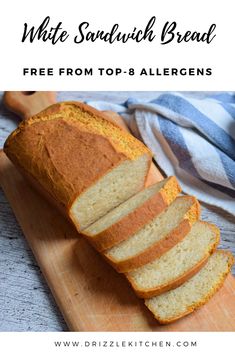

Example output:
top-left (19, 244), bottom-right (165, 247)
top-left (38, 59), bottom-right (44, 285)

top-left (4, 102), bottom-right (151, 210)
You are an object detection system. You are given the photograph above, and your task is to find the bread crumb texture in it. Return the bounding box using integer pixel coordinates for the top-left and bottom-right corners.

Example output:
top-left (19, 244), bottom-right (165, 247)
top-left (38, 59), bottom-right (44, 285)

top-left (127, 221), bottom-right (220, 294)
top-left (84, 176), bottom-right (181, 237)
top-left (145, 251), bottom-right (234, 324)
top-left (105, 196), bottom-right (199, 261)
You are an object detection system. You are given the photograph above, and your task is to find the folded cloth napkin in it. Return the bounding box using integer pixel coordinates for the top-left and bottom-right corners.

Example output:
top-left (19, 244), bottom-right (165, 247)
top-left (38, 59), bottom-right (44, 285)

top-left (87, 92), bottom-right (235, 216)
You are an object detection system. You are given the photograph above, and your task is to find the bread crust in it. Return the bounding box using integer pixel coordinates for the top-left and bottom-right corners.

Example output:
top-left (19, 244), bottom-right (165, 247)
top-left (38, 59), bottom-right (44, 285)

top-left (126, 222), bottom-right (220, 298)
top-left (4, 101), bottom-right (152, 229)
top-left (146, 250), bottom-right (234, 324)
top-left (82, 176), bottom-right (181, 251)
top-left (104, 197), bottom-right (201, 273)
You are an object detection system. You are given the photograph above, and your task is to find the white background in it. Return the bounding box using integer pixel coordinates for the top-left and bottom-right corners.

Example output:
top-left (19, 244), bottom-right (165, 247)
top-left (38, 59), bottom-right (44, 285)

top-left (0, 0), bottom-right (234, 90)
top-left (1, 332), bottom-right (235, 353)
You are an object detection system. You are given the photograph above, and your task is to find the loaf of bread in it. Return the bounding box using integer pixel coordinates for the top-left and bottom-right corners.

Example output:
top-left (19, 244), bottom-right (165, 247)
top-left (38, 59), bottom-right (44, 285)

top-left (82, 176), bottom-right (181, 251)
top-left (4, 102), bottom-right (152, 230)
top-left (4, 102), bottom-right (234, 325)
top-left (145, 251), bottom-right (234, 324)
top-left (103, 196), bottom-right (200, 272)
top-left (126, 221), bottom-right (220, 298)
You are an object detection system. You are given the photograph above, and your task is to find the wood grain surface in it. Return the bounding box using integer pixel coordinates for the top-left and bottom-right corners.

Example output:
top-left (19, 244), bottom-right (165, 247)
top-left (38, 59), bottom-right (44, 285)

top-left (0, 91), bottom-right (235, 332)
top-left (0, 122), bottom-right (235, 331)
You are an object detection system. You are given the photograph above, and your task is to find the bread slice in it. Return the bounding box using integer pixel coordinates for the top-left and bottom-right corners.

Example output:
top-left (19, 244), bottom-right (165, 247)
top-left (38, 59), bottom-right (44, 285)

top-left (126, 221), bottom-right (220, 298)
top-left (4, 101), bottom-right (152, 230)
top-left (103, 196), bottom-right (200, 273)
top-left (82, 176), bottom-right (181, 251)
top-left (145, 251), bottom-right (234, 324)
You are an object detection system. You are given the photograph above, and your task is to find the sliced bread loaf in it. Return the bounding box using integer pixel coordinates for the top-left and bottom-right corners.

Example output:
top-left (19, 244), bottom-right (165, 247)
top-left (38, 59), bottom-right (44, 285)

top-left (4, 101), bottom-right (152, 230)
top-left (82, 176), bottom-right (181, 251)
top-left (126, 221), bottom-right (220, 298)
top-left (145, 251), bottom-right (234, 324)
top-left (103, 196), bottom-right (200, 272)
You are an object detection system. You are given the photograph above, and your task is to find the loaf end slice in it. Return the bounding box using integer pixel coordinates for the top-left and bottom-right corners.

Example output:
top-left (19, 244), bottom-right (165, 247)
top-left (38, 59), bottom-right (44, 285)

top-left (4, 101), bottom-right (152, 230)
top-left (126, 221), bottom-right (220, 298)
top-left (83, 176), bottom-right (181, 251)
top-left (145, 250), bottom-right (234, 324)
top-left (104, 196), bottom-right (200, 272)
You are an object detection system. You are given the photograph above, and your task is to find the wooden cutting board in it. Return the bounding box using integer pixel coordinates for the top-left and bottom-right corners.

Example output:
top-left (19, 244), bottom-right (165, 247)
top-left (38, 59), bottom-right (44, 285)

top-left (0, 93), bottom-right (235, 331)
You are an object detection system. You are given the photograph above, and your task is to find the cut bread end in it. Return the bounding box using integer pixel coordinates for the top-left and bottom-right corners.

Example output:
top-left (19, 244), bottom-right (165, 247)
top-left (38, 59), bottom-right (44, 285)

top-left (82, 176), bottom-right (181, 251)
top-left (145, 250), bottom-right (234, 324)
top-left (126, 221), bottom-right (220, 298)
top-left (69, 153), bottom-right (151, 230)
top-left (104, 196), bottom-right (200, 273)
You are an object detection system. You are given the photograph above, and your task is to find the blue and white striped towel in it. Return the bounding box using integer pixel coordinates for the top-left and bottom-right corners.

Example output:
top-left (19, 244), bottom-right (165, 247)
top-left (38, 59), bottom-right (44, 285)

top-left (87, 92), bottom-right (235, 216)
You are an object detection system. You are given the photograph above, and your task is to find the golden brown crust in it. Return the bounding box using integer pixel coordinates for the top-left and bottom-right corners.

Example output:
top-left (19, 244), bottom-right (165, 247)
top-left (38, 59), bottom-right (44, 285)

top-left (132, 256), bottom-right (210, 299)
top-left (146, 250), bottom-right (234, 324)
top-left (82, 177), bottom-right (181, 252)
top-left (126, 221), bottom-right (220, 298)
top-left (84, 192), bottom-right (167, 251)
top-left (14, 162), bottom-right (75, 223)
top-left (104, 196), bottom-right (200, 273)
top-left (105, 219), bottom-right (191, 273)
top-left (4, 101), bottom-right (151, 216)
top-left (159, 176), bottom-right (182, 205)
top-left (6, 101), bottom-right (151, 161)
top-left (185, 197), bottom-right (201, 226)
